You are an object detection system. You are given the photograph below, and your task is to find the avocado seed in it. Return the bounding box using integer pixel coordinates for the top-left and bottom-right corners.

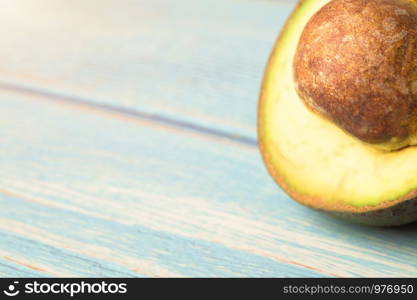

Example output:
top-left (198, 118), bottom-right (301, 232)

top-left (294, 0), bottom-right (417, 150)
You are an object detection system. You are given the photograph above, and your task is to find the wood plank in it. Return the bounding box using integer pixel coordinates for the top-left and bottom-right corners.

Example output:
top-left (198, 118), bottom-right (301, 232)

top-left (0, 257), bottom-right (47, 277)
top-left (0, 192), bottom-right (319, 277)
top-left (0, 0), bottom-right (296, 142)
top-left (1, 89), bottom-right (417, 277)
top-left (0, 228), bottom-right (146, 277)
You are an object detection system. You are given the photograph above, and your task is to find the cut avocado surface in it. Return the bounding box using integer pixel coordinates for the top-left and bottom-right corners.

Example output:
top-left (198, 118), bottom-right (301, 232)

top-left (258, 0), bottom-right (417, 226)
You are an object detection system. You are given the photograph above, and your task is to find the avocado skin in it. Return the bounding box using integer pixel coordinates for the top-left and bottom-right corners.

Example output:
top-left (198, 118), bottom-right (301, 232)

top-left (321, 198), bottom-right (417, 227)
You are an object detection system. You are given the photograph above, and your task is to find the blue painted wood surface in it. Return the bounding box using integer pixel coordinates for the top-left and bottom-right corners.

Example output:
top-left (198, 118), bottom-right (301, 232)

top-left (1, 0), bottom-right (417, 277)
top-left (0, 0), bottom-right (294, 143)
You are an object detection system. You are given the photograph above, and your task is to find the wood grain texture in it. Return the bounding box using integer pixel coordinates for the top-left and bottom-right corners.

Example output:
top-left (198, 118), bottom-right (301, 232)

top-left (0, 0), bottom-right (296, 143)
top-left (1, 89), bottom-right (417, 277)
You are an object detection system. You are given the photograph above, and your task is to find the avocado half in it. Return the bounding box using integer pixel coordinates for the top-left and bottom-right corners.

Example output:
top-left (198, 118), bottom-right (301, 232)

top-left (258, 0), bottom-right (417, 226)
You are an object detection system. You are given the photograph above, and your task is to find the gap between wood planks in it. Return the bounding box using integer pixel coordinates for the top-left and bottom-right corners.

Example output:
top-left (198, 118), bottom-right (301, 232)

top-left (0, 81), bottom-right (258, 150)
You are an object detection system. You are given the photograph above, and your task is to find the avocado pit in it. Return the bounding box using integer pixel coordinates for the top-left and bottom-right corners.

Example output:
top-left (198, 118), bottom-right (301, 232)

top-left (293, 0), bottom-right (417, 150)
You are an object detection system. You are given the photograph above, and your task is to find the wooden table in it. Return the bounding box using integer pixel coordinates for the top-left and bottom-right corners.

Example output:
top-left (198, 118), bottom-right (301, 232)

top-left (1, 0), bottom-right (416, 277)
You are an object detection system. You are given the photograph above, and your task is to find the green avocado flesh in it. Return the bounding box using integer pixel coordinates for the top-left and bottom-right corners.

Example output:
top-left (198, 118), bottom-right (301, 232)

top-left (259, 0), bottom-right (417, 225)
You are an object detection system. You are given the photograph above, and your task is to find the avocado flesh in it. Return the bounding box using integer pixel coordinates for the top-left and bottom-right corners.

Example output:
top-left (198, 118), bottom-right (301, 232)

top-left (259, 0), bottom-right (417, 226)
